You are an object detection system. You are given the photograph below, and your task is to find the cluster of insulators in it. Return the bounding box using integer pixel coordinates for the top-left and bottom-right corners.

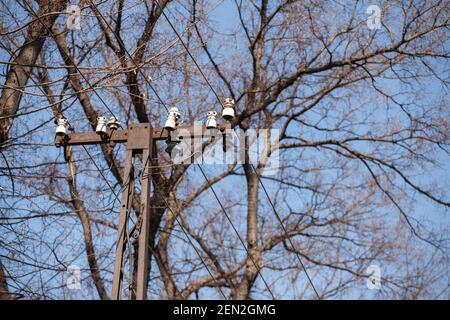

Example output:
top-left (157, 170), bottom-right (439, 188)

top-left (164, 98), bottom-right (235, 131)
top-left (55, 115), bottom-right (120, 137)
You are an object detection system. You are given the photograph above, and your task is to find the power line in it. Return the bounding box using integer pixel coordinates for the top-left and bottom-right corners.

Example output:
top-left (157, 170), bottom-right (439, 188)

top-left (102, 1), bottom-right (275, 298)
top-left (197, 165), bottom-right (276, 300)
top-left (86, 1), bottom-right (283, 299)
top-left (155, 1), bottom-right (320, 299)
top-left (87, 0), bottom-right (170, 113)
top-left (124, 152), bottom-right (228, 299)
top-left (70, 3), bottom-right (224, 298)
top-left (145, 153), bottom-right (229, 298)
top-left (19, 1), bottom-right (234, 300)
top-left (250, 164), bottom-right (321, 299)
top-left (129, 154), bottom-right (227, 299)
top-left (139, 151), bottom-right (274, 299)
top-left (20, 4), bottom-right (135, 222)
top-left (23, 2), bottom-right (129, 208)
top-left (139, 151), bottom-right (276, 298)
top-left (154, 0), bottom-right (223, 106)
top-left (0, 44), bottom-right (125, 215)
top-left (153, 1), bottom-right (276, 298)
top-left (23, 2), bottom-right (119, 121)
top-left (82, 145), bottom-right (122, 205)
top-left (86, 3), bottom-right (232, 297)
top-left (158, 194), bottom-right (228, 300)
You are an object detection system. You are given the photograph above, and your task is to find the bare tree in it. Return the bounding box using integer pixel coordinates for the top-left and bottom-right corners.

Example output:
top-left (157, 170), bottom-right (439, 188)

top-left (0, 0), bottom-right (448, 300)
top-left (0, 0), bottom-right (68, 144)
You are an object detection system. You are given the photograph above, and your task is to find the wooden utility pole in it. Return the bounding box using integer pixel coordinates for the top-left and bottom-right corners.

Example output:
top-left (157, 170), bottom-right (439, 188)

top-left (55, 122), bottom-right (230, 300)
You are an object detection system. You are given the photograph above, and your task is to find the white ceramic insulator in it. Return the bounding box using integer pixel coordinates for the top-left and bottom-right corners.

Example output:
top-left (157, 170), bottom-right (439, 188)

top-left (206, 111), bottom-right (218, 129)
top-left (96, 116), bottom-right (107, 135)
top-left (222, 98), bottom-right (235, 121)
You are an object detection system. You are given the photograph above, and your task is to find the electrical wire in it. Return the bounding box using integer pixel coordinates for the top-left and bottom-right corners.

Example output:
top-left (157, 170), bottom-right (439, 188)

top-left (23, 2), bottom-right (119, 121)
top-left (151, 1), bottom-right (277, 299)
top-left (88, 6), bottom-right (233, 296)
top-left (1, 38), bottom-right (127, 224)
top-left (10, 1), bottom-right (225, 300)
top-left (154, 0), bottom-right (223, 106)
top-left (99, 149), bottom-right (227, 299)
top-left (90, 1), bottom-right (277, 298)
top-left (141, 151), bottom-right (201, 179)
top-left (197, 165), bottom-right (276, 299)
top-left (137, 152), bottom-right (228, 299)
top-left (250, 164), bottom-right (321, 299)
top-left (138, 150), bottom-right (276, 298)
top-left (159, 194), bottom-right (228, 300)
top-left (81, 145), bottom-right (122, 204)
top-left (153, 1), bottom-right (321, 299)
top-left (22, 3), bottom-right (130, 217)
top-left (87, 0), bottom-right (170, 113)
top-left (65, 1), bottom-right (322, 300)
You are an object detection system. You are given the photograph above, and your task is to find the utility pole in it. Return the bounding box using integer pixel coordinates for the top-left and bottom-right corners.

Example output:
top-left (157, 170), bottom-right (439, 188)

top-left (54, 107), bottom-right (233, 300)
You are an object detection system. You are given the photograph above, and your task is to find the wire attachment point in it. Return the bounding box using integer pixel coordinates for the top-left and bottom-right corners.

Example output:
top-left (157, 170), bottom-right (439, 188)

top-left (107, 116), bottom-right (121, 130)
top-left (222, 98), bottom-right (235, 121)
top-left (164, 107), bottom-right (181, 131)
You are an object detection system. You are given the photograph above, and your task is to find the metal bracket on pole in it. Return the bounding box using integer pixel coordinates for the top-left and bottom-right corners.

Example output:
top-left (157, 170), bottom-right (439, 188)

top-left (111, 123), bottom-right (152, 300)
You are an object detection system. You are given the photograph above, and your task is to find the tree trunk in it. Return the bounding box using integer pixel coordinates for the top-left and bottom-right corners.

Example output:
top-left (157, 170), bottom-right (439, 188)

top-left (0, 0), bottom-right (68, 145)
top-left (233, 164), bottom-right (261, 299)
top-left (0, 259), bottom-right (12, 300)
